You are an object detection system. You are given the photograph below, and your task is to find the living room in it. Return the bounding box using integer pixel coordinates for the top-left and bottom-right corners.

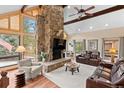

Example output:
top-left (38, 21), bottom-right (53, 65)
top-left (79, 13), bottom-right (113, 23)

top-left (0, 5), bottom-right (124, 89)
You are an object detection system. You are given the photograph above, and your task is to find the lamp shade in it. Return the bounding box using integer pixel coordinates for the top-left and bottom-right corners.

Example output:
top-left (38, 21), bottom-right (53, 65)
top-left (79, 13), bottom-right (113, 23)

top-left (109, 48), bottom-right (116, 54)
top-left (16, 46), bottom-right (26, 53)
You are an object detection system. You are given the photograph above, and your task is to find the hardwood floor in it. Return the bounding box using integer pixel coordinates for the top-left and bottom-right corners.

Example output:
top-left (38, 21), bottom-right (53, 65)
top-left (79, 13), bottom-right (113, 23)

top-left (7, 70), bottom-right (59, 88)
top-left (0, 65), bottom-right (17, 71)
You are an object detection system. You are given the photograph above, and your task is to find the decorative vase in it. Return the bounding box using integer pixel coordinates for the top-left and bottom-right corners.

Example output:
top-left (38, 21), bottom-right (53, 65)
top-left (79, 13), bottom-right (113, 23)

top-left (42, 58), bottom-right (45, 62)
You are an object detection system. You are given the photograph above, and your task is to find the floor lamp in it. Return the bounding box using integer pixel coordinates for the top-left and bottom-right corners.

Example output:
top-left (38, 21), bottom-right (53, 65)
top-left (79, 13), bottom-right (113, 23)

top-left (109, 48), bottom-right (116, 63)
top-left (16, 46), bottom-right (26, 60)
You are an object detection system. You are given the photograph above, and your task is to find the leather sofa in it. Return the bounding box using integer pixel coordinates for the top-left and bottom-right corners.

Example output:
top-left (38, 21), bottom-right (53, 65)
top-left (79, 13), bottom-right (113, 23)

top-left (18, 59), bottom-right (42, 80)
top-left (76, 50), bottom-right (101, 66)
top-left (86, 58), bottom-right (124, 88)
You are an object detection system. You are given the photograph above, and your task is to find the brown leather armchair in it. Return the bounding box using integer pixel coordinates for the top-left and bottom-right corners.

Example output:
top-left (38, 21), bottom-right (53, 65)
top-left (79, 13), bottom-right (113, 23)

top-left (86, 58), bottom-right (124, 88)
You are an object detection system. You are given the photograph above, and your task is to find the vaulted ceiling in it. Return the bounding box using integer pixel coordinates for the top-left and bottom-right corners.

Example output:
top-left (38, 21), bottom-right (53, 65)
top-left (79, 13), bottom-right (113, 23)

top-left (0, 5), bottom-right (124, 35)
top-left (64, 5), bottom-right (124, 35)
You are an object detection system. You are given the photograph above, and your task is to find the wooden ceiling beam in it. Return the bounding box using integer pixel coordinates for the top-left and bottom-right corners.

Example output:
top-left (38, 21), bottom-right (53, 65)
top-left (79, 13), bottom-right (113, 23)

top-left (62, 5), bottom-right (67, 8)
top-left (21, 5), bottom-right (27, 13)
top-left (64, 5), bottom-right (124, 25)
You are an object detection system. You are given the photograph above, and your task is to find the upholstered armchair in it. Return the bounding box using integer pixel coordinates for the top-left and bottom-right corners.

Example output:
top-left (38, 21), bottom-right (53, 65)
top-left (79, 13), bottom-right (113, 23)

top-left (18, 59), bottom-right (42, 80)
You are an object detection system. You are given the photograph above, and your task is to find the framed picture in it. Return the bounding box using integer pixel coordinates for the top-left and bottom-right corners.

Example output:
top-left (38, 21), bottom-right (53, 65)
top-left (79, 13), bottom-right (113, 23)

top-left (88, 39), bottom-right (98, 51)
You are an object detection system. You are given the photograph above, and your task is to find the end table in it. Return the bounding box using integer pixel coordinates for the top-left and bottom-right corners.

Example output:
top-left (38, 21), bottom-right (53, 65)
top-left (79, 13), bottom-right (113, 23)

top-left (15, 70), bottom-right (26, 88)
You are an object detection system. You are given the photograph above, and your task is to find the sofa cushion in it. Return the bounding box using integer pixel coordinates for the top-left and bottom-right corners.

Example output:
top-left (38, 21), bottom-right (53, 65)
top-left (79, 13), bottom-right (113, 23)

top-left (81, 51), bottom-right (87, 56)
top-left (91, 54), bottom-right (98, 59)
top-left (78, 56), bottom-right (86, 59)
top-left (90, 59), bottom-right (99, 62)
top-left (103, 67), bottom-right (111, 73)
top-left (100, 71), bottom-right (111, 80)
top-left (85, 54), bottom-right (91, 59)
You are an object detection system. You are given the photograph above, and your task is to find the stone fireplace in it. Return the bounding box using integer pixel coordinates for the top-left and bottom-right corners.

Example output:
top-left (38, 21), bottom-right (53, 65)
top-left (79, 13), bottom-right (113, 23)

top-left (37, 5), bottom-right (67, 61)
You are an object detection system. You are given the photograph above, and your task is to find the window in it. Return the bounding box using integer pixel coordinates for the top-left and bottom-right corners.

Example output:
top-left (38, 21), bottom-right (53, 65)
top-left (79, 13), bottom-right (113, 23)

top-left (0, 34), bottom-right (19, 61)
top-left (104, 39), bottom-right (119, 60)
top-left (23, 35), bottom-right (36, 58)
top-left (88, 39), bottom-right (98, 51)
top-left (75, 42), bottom-right (83, 54)
top-left (10, 15), bottom-right (19, 30)
top-left (0, 18), bottom-right (8, 29)
top-left (24, 16), bottom-right (36, 33)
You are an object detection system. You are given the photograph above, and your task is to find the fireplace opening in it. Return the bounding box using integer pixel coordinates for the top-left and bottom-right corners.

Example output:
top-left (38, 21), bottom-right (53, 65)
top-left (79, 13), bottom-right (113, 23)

top-left (53, 38), bottom-right (66, 60)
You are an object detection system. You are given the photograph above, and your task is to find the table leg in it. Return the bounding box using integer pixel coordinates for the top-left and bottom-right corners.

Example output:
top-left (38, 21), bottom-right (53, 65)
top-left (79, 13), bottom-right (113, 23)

top-left (77, 67), bottom-right (79, 72)
top-left (71, 68), bottom-right (74, 75)
top-left (65, 66), bottom-right (67, 71)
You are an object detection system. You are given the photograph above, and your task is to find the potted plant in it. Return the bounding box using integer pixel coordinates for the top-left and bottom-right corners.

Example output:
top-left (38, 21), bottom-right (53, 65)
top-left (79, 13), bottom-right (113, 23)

top-left (40, 51), bottom-right (47, 62)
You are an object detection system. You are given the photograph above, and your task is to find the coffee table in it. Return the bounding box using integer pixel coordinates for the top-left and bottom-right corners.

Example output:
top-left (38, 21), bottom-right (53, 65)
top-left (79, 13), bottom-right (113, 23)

top-left (65, 62), bottom-right (80, 75)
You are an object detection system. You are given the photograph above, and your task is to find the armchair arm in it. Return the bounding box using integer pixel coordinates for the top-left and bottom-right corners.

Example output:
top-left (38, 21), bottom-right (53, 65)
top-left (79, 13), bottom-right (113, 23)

top-left (86, 77), bottom-right (116, 88)
top-left (112, 75), bottom-right (124, 86)
top-left (19, 66), bottom-right (31, 73)
top-left (99, 62), bottom-right (113, 69)
top-left (19, 66), bottom-right (32, 80)
top-left (32, 62), bottom-right (41, 66)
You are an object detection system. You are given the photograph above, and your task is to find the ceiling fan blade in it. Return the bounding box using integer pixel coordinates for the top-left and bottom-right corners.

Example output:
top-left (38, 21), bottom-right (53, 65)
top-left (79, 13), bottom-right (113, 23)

top-left (74, 7), bottom-right (80, 12)
top-left (69, 13), bottom-right (77, 17)
top-left (84, 6), bottom-right (95, 11)
top-left (84, 12), bottom-right (93, 16)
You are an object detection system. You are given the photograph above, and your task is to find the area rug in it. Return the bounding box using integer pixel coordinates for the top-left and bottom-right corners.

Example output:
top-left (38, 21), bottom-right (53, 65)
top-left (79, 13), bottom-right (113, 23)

top-left (44, 64), bottom-right (96, 88)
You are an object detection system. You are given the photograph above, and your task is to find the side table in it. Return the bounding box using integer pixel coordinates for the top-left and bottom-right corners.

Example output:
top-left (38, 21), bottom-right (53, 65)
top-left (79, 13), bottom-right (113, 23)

top-left (15, 70), bottom-right (26, 88)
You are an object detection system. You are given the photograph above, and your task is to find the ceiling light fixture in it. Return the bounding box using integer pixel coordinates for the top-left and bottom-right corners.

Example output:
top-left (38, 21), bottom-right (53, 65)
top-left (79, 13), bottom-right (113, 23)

top-left (105, 24), bottom-right (109, 26)
top-left (67, 6), bottom-right (71, 9)
top-left (89, 26), bottom-right (93, 30)
top-left (78, 29), bottom-right (81, 31)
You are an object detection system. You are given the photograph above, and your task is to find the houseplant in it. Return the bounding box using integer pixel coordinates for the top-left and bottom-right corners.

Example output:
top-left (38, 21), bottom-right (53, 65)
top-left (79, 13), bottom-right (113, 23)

top-left (40, 51), bottom-right (47, 62)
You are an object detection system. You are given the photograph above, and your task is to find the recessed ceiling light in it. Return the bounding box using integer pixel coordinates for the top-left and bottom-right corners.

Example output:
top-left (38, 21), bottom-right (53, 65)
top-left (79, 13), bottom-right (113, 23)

top-left (78, 29), bottom-right (80, 31)
top-left (105, 24), bottom-right (109, 26)
top-left (67, 6), bottom-right (71, 9)
top-left (89, 26), bottom-right (93, 30)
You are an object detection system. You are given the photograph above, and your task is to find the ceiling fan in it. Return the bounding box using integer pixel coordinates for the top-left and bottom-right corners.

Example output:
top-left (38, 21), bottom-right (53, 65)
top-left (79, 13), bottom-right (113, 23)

top-left (69, 6), bottom-right (95, 18)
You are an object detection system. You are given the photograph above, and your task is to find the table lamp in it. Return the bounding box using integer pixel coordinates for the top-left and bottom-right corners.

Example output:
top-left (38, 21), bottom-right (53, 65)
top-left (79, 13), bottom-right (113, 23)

top-left (109, 48), bottom-right (116, 63)
top-left (16, 46), bottom-right (26, 59)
